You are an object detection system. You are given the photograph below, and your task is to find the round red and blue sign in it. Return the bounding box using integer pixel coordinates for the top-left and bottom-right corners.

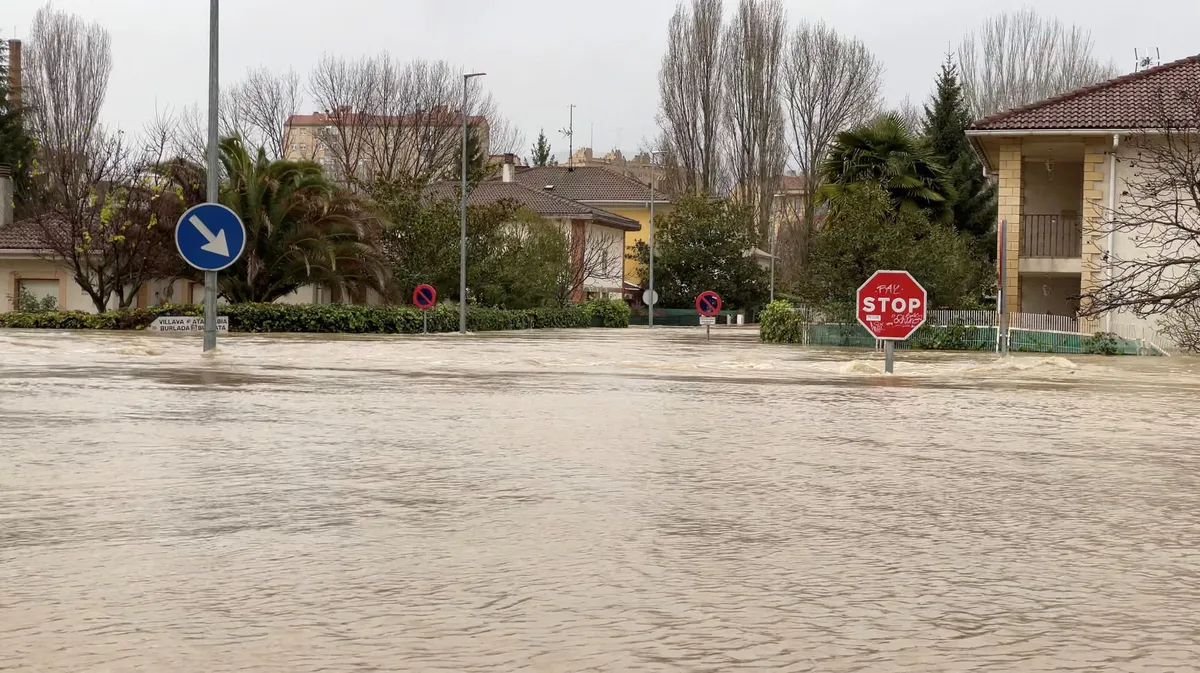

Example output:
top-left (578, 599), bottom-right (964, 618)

top-left (413, 284), bottom-right (437, 310)
top-left (695, 291), bottom-right (722, 317)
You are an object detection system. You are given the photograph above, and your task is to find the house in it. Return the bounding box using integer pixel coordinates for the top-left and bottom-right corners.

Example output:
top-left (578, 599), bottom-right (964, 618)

top-left (498, 164), bottom-right (670, 288)
top-left (427, 157), bottom-right (641, 301)
top-left (967, 55), bottom-right (1200, 334)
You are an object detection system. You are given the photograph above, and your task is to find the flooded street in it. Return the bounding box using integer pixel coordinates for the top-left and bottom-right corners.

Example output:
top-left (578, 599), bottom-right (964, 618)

top-left (2, 327), bottom-right (1199, 672)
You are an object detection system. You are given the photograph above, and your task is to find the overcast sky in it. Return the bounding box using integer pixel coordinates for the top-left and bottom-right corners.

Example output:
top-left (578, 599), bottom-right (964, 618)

top-left (8, 0), bottom-right (1200, 161)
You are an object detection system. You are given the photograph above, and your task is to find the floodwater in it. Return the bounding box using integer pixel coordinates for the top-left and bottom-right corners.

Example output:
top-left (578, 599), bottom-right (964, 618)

top-left (2, 327), bottom-right (1199, 673)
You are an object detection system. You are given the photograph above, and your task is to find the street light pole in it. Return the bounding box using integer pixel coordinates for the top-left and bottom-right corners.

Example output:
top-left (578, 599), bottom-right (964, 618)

top-left (459, 72), bottom-right (486, 335)
top-left (647, 150), bottom-right (666, 328)
top-left (203, 0), bottom-right (219, 352)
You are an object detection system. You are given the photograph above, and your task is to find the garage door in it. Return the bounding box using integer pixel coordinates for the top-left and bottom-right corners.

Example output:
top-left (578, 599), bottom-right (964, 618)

top-left (18, 279), bottom-right (60, 311)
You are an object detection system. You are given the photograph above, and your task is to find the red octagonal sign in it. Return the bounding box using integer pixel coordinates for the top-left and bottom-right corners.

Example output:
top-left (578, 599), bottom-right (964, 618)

top-left (856, 270), bottom-right (927, 340)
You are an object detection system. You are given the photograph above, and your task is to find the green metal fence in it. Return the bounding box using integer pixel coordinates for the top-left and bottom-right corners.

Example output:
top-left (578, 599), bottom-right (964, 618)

top-left (630, 308), bottom-right (740, 327)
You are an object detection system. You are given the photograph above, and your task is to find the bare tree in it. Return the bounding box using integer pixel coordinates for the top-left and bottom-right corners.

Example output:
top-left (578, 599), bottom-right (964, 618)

top-left (958, 9), bottom-right (1118, 119)
top-left (565, 227), bottom-right (625, 301)
top-left (723, 0), bottom-right (788, 249)
top-left (781, 20), bottom-right (882, 272)
top-left (21, 7), bottom-right (177, 311)
top-left (24, 5), bottom-right (112, 187)
top-left (228, 66), bottom-right (303, 159)
top-left (657, 0), bottom-right (725, 195)
top-left (1080, 94), bottom-right (1200, 322)
top-left (893, 94), bottom-right (924, 134)
top-left (308, 53), bottom-right (381, 183)
top-left (1159, 304), bottom-right (1200, 353)
top-left (29, 123), bottom-right (183, 312)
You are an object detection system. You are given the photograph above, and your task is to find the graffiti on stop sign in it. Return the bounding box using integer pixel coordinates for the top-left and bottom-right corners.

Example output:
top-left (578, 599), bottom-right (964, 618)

top-left (856, 270), bottom-right (927, 340)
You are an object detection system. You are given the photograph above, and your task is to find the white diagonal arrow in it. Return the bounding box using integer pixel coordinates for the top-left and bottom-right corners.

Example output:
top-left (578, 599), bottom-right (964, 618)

top-left (189, 215), bottom-right (230, 257)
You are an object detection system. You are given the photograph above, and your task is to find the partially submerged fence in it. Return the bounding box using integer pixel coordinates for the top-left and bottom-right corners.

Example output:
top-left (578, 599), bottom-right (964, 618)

top-left (774, 306), bottom-right (1172, 356)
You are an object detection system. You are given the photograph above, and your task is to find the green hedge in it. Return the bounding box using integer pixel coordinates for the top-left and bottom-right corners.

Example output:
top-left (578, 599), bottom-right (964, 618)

top-left (0, 299), bottom-right (631, 333)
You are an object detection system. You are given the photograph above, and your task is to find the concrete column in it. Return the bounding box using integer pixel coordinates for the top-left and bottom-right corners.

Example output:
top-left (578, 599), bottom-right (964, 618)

top-left (996, 138), bottom-right (1023, 315)
top-left (1079, 138), bottom-right (1109, 312)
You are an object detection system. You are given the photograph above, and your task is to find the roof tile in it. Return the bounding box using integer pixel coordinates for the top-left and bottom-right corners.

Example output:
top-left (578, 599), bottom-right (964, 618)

top-left (970, 55), bottom-right (1200, 131)
top-left (505, 166), bottom-right (656, 202)
top-left (423, 181), bottom-right (641, 231)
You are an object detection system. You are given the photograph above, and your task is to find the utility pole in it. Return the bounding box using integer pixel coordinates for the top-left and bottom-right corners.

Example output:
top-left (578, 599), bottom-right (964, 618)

top-left (203, 0), bottom-right (219, 352)
top-left (647, 150), bottom-right (667, 328)
top-left (459, 71), bottom-right (486, 335)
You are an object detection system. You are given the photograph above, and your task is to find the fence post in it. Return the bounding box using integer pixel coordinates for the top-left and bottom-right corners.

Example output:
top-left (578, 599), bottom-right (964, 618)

top-left (997, 218), bottom-right (1009, 356)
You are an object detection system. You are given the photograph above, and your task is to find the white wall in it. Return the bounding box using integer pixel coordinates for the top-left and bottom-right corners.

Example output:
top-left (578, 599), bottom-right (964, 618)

top-left (1102, 138), bottom-right (1194, 339)
top-left (583, 221), bottom-right (625, 293)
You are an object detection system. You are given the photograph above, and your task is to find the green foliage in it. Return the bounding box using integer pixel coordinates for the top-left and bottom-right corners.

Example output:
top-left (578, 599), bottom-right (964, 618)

top-left (529, 129), bottom-right (553, 166)
top-left (369, 181), bottom-right (573, 308)
top-left (797, 185), bottom-right (989, 312)
top-left (820, 113), bottom-right (952, 224)
top-left (759, 300), bottom-right (807, 343)
top-left (0, 300), bottom-right (630, 333)
top-left (218, 137), bottom-right (383, 303)
top-left (629, 193), bottom-right (768, 310)
top-left (922, 56), bottom-right (998, 253)
top-left (0, 38), bottom-right (36, 218)
top-left (15, 287), bottom-right (58, 312)
top-left (908, 319), bottom-right (992, 351)
top-left (1081, 331), bottom-right (1120, 355)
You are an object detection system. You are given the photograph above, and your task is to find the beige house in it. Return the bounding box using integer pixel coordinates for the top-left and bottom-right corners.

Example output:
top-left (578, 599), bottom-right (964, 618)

top-left (968, 55), bottom-right (1200, 334)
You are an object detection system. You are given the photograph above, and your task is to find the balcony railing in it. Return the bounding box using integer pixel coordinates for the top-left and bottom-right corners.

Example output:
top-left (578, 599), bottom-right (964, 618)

top-left (1021, 215), bottom-right (1081, 258)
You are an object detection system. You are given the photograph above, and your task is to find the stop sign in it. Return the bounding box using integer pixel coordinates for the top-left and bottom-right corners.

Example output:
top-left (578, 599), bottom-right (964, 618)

top-left (856, 270), bottom-right (927, 340)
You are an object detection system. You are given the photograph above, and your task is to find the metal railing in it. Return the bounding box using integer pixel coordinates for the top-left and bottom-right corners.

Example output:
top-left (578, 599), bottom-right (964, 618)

top-left (1021, 215), bottom-right (1082, 258)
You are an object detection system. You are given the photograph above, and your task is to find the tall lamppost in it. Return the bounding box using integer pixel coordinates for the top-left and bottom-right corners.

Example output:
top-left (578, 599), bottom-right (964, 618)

top-left (459, 71), bottom-right (486, 334)
top-left (647, 150), bottom-right (666, 328)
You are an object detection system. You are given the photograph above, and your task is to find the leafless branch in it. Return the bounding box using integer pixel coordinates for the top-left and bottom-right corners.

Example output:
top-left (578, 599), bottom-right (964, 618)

top-left (1081, 90), bottom-right (1200, 319)
top-left (958, 9), bottom-right (1118, 118)
top-left (308, 53), bottom-right (381, 183)
top-left (567, 226), bottom-right (625, 300)
top-left (229, 66), bottom-right (302, 159)
top-left (723, 0), bottom-right (788, 249)
top-left (657, 0), bottom-right (726, 195)
top-left (781, 20), bottom-right (882, 273)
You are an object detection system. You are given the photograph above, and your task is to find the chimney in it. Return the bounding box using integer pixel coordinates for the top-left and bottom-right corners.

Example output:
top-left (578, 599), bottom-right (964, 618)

top-left (501, 153), bottom-right (515, 183)
top-left (0, 164), bottom-right (13, 228)
top-left (6, 40), bottom-right (21, 106)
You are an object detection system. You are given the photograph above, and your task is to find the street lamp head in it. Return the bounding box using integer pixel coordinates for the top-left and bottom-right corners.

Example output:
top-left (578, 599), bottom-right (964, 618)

top-left (464, 72), bottom-right (487, 79)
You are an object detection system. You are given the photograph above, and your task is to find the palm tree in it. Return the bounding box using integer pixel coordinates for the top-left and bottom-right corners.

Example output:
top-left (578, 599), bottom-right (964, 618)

top-left (818, 113), bottom-right (952, 223)
top-left (168, 138), bottom-right (383, 303)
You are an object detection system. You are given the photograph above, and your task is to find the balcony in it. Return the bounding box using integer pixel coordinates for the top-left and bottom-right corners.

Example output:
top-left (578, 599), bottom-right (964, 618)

top-left (1020, 215), bottom-right (1081, 258)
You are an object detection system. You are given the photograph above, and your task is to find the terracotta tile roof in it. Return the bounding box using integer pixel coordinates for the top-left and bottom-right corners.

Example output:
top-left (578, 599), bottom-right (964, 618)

top-left (970, 55), bottom-right (1200, 131)
top-left (506, 166), bottom-right (659, 203)
top-left (0, 221), bottom-right (47, 251)
top-left (423, 181), bottom-right (641, 231)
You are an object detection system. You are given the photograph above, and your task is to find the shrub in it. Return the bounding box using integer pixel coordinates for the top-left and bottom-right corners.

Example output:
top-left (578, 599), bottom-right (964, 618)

top-left (1081, 331), bottom-right (1120, 356)
top-left (0, 300), bottom-right (630, 333)
top-left (760, 300), bottom-right (807, 344)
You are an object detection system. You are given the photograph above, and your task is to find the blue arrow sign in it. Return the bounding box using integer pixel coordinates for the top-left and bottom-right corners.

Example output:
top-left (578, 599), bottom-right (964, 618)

top-left (175, 203), bottom-right (247, 272)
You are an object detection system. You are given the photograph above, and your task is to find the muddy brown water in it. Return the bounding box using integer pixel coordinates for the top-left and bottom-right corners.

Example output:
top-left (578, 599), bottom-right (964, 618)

top-left (2, 328), bottom-right (1199, 672)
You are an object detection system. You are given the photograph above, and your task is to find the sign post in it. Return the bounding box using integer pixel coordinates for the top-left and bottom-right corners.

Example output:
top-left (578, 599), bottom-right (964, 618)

top-left (856, 270), bottom-right (927, 374)
top-left (175, 203), bottom-right (247, 351)
top-left (413, 284), bottom-right (437, 333)
top-left (696, 290), bottom-right (722, 341)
